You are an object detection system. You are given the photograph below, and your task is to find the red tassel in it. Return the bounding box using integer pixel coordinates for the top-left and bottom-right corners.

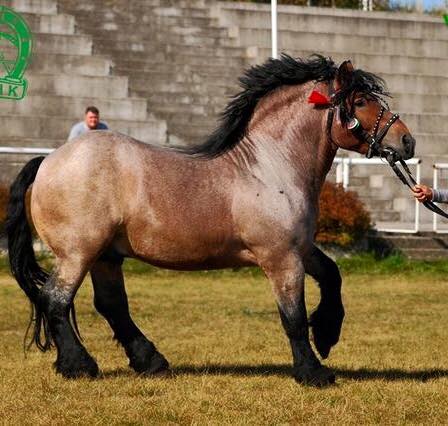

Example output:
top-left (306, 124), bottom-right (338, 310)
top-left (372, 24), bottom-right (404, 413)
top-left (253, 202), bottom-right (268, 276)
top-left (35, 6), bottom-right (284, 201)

top-left (308, 90), bottom-right (331, 105)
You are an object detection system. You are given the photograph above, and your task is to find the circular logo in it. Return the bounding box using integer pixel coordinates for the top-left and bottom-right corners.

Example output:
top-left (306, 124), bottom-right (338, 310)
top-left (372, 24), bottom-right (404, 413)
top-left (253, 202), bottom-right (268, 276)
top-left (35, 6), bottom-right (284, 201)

top-left (0, 5), bottom-right (32, 100)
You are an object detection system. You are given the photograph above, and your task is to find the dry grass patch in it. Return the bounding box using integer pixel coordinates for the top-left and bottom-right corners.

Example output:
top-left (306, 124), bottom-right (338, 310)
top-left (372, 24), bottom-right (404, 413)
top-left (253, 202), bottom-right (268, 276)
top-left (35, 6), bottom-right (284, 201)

top-left (1, 266), bottom-right (448, 424)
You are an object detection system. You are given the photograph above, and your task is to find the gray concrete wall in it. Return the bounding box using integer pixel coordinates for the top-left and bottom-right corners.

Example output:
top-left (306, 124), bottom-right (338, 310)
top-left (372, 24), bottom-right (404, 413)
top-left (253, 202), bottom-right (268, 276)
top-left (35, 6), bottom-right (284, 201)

top-left (0, 0), bottom-right (168, 181)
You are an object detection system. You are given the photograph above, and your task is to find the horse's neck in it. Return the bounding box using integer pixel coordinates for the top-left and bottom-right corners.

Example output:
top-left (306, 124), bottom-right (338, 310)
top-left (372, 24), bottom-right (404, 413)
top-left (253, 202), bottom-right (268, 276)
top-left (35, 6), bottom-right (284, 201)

top-left (238, 84), bottom-right (336, 194)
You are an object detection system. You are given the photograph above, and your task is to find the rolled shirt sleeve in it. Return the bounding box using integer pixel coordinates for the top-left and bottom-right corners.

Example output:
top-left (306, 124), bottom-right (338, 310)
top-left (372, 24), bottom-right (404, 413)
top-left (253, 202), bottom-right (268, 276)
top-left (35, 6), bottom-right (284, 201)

top-left (432, 188), bottom-right (448, 203)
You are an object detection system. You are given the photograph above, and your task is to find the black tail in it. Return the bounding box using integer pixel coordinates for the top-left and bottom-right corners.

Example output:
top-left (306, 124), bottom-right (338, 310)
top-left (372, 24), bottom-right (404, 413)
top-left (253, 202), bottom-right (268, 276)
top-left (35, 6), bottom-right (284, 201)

top-left (5, 156), bottom-right (52, 351)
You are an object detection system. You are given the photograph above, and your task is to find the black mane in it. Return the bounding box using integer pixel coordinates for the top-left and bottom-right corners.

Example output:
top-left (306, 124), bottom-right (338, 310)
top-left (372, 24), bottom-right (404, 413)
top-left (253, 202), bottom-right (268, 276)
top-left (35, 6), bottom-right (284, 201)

top-left (179, 54), bottom-right (388, 158)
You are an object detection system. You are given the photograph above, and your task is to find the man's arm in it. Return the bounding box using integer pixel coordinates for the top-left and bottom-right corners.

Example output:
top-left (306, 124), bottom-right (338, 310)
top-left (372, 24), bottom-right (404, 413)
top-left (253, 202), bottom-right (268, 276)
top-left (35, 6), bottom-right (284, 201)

top-left (412, 184), bottom-right (448, 203)
top-left (68, 122), bottom-right (84, 141)
top-left (432, 188), bottom-right (448, 203)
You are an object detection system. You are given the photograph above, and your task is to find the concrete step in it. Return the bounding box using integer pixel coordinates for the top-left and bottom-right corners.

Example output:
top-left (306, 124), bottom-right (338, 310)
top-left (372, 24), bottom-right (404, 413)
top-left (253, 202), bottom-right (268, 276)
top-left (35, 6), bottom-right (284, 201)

top-left (220, 4), bottom-right (448, 41)
top-left (61, 2), bottom-right (213, 20)
top-left (368, 231), bottom-right (448, 259)
top-left (92, 31), bottom-right (235, 52)
top-left (3, 0), bottom-right (57, 15)
top-left (34, 33), bottom-right (92, 55)
top-left (70, 14), bottom-right (220, 32)
top-left (90, 36), bottom-right (246, 59)
top-left (413, 134), bottom-right (448, 156)
top-left (18, 12), bottom-right (75, 35)
top-left (29, 53), bottom-right (112, 77)
top-left (0, 137), bottom-right (62, 148)
top-left (146, 5), bottom-right (212, 19)
top-left (114, 66), bottom-right (243, 85)
top-left (401, 113), bottom-right (448, 134)
top-left (166, 123), bottom-right (214, 144)
top-left (144, 102), bottom-right (208, 117)
top-left (74, 15), bottom-right (219, 32)
top-left (133, 85), bottom-right (227, 101)
top-left (403, 248), bottom-right (448, 260)
top-left (106, 49), bottom-right (246, 67)
top-left (0, 115), bottom-right (167, 144)
top-left (162, 111), bottom-right (217, 127)
top-left (371, 235), bottom-right (448, 249)
top-left (381, 74), bottom-right (448, 96)
top-left (130, 80), bottom-right (235, 99)
top-left (388, 94), bottom-right (448, 114)
top-left (80, 24), bottom-right (232, 43)
top-left (109, 118), bottom-right (167, 144)
top-left (238, 28), bottom-right (448, 59)
top-left (114, 58), bottom-right (246, 75)
top-left (27, 74), bottom-right (128, 99)
top-left (369, 210), bottom-right (402, 222)
top-left (0, 95), bottom-right (148, 121)
top-left (257, 48), bottom-right (448, 78)
top-left (60, 0), bottom-right (208, 9)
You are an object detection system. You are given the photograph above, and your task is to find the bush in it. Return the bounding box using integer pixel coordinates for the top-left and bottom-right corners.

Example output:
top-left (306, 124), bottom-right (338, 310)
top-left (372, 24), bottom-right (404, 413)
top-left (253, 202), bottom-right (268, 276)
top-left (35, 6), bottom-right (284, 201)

top-left (0, 183), bottom-right (35, 236)
top-left (316, 181), bottom-right (371, 247)
top-left (226, 0), bottom-right (399, 12)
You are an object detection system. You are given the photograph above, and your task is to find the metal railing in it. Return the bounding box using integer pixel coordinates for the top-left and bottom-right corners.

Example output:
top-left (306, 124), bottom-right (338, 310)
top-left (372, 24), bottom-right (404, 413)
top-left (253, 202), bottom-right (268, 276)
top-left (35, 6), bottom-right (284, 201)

top-left (0, 147), bottom-right (54, 155)
top-left (334, 157), bottom-right (421, 233)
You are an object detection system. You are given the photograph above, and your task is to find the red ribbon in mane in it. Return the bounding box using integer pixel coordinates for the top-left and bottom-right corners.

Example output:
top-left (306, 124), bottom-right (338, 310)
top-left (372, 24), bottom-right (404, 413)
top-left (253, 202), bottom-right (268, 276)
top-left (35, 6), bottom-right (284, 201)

top-left (307, 90), bottom-right (331, 106)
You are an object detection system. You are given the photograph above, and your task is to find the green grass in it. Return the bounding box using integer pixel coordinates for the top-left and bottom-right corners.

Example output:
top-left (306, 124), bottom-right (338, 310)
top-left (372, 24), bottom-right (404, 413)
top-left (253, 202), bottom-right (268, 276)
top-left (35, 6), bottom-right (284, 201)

top-left (1, 257), bottom-right (448, 424)
top-left (2, 250), bottom-right (448, 278)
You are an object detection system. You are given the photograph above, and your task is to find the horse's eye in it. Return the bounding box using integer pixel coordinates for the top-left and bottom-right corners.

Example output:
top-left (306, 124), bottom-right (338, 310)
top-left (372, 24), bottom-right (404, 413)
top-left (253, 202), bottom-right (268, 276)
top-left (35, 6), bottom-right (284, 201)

top-left (354, 99), bottom-right (366, 107)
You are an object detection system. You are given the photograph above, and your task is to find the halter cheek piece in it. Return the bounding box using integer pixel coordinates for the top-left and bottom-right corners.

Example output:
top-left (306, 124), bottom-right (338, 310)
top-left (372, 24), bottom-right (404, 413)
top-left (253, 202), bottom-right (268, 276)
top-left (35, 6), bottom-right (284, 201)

top-left (326, 103), bottom-right (400, 159)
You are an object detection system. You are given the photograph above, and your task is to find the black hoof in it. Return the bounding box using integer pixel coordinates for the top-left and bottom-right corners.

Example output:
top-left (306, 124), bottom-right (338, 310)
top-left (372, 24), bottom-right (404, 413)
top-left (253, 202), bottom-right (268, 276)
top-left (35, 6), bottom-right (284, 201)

top-left (55, 350), bottom-right (99, 379)
top-left (293, 365), bottom-right (335, 387)
top-left (309, 302), bottom-right (344, 359)
top-left (126, 337), bottom-right (169, 375)
top-left (131, 351), bottom-right (170, 376)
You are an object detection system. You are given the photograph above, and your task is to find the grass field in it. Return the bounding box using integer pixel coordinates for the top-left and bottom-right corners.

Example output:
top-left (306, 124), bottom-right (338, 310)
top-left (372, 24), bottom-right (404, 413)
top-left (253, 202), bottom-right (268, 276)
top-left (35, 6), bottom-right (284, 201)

top-left (1, 255), bottom-right (448, 424)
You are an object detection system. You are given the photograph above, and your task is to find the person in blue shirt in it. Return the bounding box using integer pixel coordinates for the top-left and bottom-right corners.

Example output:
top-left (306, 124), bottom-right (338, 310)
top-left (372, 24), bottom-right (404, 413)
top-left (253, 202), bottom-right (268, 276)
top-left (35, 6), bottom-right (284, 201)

top-left (412, 185), bottom-right (448, 203)
top-left (68, 106), bottom-right (108, 141)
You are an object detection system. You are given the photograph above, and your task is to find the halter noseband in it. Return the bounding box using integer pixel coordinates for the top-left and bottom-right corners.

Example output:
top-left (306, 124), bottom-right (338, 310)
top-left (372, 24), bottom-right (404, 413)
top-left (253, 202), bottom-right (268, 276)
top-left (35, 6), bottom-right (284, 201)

top-left (326, 91), bottom-right (400, 159)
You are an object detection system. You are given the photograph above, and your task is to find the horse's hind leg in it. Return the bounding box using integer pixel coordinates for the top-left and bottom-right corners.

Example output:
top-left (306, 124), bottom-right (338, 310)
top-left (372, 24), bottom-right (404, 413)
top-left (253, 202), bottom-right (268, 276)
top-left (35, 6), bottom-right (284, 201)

top-left (90, 256), bottom-right (169, 375)
top-left (40, 260), bottom-right (99, 378)
top-left (304, 245), bottom-right (344, 359)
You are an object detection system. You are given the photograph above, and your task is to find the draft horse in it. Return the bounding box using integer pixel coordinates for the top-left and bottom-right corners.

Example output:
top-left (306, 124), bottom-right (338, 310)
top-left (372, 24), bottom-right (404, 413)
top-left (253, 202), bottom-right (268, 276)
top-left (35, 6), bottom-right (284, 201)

top-left (6, 55), bottom-right (415, 386)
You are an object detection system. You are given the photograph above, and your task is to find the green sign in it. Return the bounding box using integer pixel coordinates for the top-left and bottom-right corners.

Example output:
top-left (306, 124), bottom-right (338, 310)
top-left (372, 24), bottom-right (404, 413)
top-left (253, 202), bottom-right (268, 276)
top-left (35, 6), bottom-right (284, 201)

top-left (444, 14), bottom-right (448, 26)
top-left (0, 5), bottom-right (32, 100)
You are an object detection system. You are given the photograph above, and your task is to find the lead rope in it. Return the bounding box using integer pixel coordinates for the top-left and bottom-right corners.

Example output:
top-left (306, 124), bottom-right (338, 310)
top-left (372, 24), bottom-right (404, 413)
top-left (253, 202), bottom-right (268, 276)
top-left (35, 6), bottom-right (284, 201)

top-left (385, 153), bottom-right (448, 220)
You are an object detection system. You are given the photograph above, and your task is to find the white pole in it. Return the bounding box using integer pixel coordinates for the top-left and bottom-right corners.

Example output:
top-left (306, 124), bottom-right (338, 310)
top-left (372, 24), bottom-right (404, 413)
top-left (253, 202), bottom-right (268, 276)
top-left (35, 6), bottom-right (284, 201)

top-left (271, 0), bottom-right (278, 59)
top-left (415, 162), bottom-right (420, 233)
top-left (343, 158), bottom-right (350, 189)
top-left (433, 166), bottom-right (438, 232)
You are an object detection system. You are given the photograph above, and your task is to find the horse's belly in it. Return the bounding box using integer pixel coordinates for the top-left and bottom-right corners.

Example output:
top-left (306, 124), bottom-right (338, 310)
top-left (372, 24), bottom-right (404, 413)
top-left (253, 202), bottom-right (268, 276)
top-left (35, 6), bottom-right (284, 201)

top-left (123, 227), bottom-right (257, 270)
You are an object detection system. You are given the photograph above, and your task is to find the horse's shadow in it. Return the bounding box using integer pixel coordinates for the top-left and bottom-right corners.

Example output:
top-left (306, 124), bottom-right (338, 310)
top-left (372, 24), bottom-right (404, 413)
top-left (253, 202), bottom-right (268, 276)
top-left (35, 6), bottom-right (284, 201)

top-left (101, 364), bottom-right (448, 382)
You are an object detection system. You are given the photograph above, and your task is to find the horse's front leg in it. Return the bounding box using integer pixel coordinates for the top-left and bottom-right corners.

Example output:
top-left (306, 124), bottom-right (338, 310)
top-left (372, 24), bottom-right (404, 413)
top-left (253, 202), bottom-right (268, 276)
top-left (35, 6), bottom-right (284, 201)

top-left (261, 251), bottom-right (335, 386)
top-left (304, 245), bottom-right (344, 359)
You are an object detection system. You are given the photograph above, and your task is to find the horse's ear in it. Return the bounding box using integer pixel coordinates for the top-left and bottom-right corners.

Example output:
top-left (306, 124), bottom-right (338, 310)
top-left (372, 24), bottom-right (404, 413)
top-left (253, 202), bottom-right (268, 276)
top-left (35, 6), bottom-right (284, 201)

top-left (335, 60), bottom-right (354, 91)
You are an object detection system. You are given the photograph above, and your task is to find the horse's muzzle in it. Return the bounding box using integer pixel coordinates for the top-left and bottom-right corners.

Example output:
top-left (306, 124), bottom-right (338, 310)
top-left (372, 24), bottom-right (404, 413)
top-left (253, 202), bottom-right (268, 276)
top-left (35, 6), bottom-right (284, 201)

top-left (401, 134), bottom-right (416, 160)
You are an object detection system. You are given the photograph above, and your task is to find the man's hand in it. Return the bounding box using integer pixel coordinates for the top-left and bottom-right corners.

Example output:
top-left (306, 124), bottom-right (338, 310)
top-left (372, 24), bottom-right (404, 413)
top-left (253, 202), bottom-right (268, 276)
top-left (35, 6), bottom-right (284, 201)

top-left (412, 184), bottom-right (433, 203)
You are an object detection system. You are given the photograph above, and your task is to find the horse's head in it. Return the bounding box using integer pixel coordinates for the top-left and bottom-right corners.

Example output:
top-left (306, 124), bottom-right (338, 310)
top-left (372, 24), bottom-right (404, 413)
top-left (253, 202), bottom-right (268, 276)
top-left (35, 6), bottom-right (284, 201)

top-left (327, 61), bottom-right (415, 161)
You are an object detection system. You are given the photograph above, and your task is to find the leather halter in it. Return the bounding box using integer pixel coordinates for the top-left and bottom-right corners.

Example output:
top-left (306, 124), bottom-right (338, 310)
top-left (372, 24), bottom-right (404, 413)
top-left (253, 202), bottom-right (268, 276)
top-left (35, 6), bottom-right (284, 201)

top-left (326, 102), bottom-right (400, 159)
top-left (323, 84), bottom-right (448, 220)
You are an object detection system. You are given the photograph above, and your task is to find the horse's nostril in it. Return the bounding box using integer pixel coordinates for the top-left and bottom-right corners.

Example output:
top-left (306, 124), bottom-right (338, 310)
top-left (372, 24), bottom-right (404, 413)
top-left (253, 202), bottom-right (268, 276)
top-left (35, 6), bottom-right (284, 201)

top-left (401, 134), bottom-right (415, 156)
